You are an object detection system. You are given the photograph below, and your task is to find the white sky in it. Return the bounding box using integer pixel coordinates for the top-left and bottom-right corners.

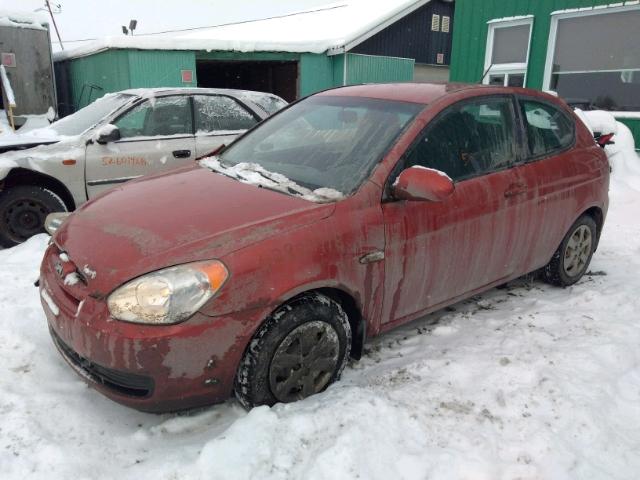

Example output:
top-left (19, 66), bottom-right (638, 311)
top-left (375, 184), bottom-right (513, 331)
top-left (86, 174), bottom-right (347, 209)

top-left (2, 0), bottom-right (333, 50)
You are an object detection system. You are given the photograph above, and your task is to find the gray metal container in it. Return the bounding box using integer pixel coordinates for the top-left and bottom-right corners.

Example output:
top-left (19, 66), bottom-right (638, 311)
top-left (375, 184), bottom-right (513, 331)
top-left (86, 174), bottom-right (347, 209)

top-left (0, 15), bottom-right (56, 126)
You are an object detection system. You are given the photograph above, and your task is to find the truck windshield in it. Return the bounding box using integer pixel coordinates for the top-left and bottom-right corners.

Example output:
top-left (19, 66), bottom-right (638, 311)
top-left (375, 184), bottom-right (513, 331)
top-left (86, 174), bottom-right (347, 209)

top-left (50, 93), bottom-right (136, 136)
top-left (217, 96), bottom-right (423, 195)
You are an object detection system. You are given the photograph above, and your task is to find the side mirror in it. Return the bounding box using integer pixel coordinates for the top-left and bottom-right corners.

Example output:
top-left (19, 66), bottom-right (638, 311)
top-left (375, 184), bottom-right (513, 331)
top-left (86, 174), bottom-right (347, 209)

top-left (392, 166), bottom-right (455, 202)
top-left (95, 124), bottom-right (121, 144)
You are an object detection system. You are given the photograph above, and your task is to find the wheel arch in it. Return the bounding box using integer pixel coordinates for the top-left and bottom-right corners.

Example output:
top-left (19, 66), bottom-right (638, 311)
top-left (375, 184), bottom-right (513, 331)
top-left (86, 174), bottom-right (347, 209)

top-left (581, 205), bottom-right (604, 250)
top-left (255, 284), bottom-right (367, 362)
top-left (1, 168), bottom-right (76, 211)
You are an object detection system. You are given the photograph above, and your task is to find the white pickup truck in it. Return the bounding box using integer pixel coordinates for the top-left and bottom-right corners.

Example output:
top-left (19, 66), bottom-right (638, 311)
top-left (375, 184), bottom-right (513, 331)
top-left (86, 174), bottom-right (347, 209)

top-left (0, 87), bottom-right (286, 246)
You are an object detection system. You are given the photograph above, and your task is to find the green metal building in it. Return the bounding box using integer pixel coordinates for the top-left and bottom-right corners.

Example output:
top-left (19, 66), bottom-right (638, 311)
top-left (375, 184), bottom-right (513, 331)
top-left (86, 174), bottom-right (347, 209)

top-left (449, 0), bottom-right (640, 146)
top-left (54, 1), bottom-right (456, 115)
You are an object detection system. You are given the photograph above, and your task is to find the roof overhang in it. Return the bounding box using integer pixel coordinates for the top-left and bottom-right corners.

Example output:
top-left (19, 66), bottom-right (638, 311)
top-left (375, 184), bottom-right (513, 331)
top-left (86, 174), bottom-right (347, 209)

top-left (327, 0), bottom-right (437, 55)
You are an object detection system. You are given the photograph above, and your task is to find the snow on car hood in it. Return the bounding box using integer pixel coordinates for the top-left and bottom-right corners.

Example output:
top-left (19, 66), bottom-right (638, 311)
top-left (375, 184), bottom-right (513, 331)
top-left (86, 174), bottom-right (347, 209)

top-left (0, 134), bottom-right (84, 180)
top-left (0, 124), bottom-right (61, 149)
top-left (53, 164), bottom-right (335, 296)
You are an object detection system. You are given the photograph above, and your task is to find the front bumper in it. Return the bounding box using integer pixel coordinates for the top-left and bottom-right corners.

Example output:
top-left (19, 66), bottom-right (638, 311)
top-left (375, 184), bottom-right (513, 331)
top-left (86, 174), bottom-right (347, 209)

top-left (39, 244), bottom-right (262, 413)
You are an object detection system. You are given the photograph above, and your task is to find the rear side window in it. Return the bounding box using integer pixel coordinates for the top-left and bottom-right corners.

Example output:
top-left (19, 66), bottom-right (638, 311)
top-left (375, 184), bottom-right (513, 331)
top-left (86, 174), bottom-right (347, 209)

top-left (520, 99), bottom-right (574, 158)
top-left (403, 97), bottom-right (517, 182)
top-left (194, 95), bottom-right (258, 133)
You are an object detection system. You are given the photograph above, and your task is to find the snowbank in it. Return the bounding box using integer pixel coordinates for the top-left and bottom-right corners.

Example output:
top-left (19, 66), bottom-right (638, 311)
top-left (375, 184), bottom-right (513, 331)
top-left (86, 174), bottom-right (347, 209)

top-left (606, 122), bottom-right (640, 193)
top-left (54, 0), bottom-right (428, 60)
top-left (575, 109), bottom-right (640, 192)
top-left (575, 109), bottom-right (618, 136)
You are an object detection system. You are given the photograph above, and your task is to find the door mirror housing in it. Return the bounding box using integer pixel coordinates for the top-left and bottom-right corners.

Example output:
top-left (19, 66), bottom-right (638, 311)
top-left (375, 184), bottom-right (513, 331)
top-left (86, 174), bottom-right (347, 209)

top-left (95, 124), bottom-right (121, 144)
top-left (392, 166), bottom-right (455, 202)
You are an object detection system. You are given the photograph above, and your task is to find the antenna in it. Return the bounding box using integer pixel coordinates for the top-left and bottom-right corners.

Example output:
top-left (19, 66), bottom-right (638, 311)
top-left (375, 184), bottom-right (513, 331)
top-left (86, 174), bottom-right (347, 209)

top-left (45, 0), bottom-right (64, 50)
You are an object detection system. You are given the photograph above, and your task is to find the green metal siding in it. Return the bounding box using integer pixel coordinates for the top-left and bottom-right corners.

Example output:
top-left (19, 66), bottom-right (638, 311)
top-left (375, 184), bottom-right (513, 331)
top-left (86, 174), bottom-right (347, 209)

top-left (127, 50), bottom-right (196, 88)
top-left (450, 0), bottom-right (618, 88)
top-left (299, 53), bottom-right (334, 98)
top-left (68, 50), bottom-right (130, 109)
top-left (345, 53), bottom-right (415, 85)
top-left (62, 48), bottom-right (417, 110)
top-left (616, 118), bottom-right (640, 151)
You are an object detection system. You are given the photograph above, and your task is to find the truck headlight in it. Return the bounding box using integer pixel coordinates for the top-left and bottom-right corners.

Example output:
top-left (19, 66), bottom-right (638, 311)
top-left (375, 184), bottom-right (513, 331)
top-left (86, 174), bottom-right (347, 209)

top-left (107, 261), bottom-right (228, 325)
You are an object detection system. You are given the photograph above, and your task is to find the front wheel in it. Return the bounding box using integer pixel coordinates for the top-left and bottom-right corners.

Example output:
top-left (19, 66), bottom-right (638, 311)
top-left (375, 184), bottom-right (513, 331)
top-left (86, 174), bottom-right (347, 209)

top-left (0, 185), bottom-right (67, 247)
top-left (542, 215), bottom-right (597, 287)
top-left (234, 293), bottom-right (352, 409)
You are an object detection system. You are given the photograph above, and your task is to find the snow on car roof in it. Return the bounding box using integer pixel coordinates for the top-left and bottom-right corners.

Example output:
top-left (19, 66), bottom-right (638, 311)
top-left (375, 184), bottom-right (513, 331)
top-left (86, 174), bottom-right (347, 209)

top-left (119, 87), bottom-right (283, 98)
top-left (54, 0), bottom-right (431, 60)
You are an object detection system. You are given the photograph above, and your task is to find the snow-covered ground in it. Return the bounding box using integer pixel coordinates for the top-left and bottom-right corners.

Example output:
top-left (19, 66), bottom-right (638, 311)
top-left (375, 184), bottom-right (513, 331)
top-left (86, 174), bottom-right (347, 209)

top-left (1, 148), bottom-right (640, 479)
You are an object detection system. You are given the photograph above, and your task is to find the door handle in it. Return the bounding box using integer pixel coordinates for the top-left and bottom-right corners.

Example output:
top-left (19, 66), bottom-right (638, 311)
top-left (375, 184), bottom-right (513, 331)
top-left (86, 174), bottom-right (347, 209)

top-left (504, 182), bottom-right (527, 198)
top-left (172, 150), bottom-right (191, 158)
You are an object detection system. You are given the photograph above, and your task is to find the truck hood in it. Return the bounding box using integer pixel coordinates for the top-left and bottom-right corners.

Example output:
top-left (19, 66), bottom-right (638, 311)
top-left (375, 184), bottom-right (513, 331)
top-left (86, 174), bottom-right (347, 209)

top-left (54, 164), bottom-right (335, 296)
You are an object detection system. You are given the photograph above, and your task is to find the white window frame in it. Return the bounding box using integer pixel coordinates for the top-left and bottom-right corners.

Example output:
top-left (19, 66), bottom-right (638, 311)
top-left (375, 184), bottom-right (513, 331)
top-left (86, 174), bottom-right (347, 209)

top-left (543, 4), bottom-right (640, 91)
top-left (483, 16), bottom-right (534, 87)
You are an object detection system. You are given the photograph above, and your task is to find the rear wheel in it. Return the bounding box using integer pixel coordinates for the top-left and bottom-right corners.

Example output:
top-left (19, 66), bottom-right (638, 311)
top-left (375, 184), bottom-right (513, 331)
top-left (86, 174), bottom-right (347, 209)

top-left (542, 215), bottom-right (597, 287)
top-left (234, 293), bottom-right (351, 409)
top-left (0, 185), bottom-right (67, 247)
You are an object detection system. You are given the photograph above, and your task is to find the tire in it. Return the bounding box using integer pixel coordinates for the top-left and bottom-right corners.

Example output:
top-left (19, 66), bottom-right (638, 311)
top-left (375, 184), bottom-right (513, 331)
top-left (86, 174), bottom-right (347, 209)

top-left (542, 215), bottom-right (597, 287)
top-left (234, 293), bottom-right (352, 409)
top-left (0, 185), bottom-right (67, 247)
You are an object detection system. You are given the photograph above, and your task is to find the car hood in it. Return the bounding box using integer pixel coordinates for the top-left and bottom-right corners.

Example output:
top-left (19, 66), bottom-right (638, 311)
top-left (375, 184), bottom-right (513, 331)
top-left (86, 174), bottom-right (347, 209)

top-left (0, 135), bottom-right (84, 180)
top-left (0, 125), bottom-right (60, 150)
top-left (54, 164), bottom-right (335, 296)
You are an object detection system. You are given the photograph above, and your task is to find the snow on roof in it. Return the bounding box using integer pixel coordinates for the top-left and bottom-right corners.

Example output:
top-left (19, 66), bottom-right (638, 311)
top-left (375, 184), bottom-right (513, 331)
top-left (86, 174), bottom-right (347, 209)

top-left (54, 0), bottom-right (431, 61)
top-left (0, 9), bottom-right (48, 31)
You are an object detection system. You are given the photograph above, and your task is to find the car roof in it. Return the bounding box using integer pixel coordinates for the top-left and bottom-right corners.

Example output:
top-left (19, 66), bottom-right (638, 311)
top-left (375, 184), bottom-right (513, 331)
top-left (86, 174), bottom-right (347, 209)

top-left (316, 83), bottom-right (559, 106)
top-left (119, 87), bottom-right (284, 101)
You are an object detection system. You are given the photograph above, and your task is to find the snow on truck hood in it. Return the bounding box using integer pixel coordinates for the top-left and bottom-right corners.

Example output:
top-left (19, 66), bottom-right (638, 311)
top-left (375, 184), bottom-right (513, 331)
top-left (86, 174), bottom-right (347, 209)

top-left (54, 164), bottom-right (335, 295)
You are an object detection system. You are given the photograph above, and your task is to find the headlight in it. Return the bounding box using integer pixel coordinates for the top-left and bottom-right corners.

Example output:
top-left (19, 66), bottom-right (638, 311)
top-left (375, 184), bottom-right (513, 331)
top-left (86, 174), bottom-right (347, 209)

top-left (107, 261), bottom-right (228, 325)
top-left (44, 212), bottom-right (71, 235)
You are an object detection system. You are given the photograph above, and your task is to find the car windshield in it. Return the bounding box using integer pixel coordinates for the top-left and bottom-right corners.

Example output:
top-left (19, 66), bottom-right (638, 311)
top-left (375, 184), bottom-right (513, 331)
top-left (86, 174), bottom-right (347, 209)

top-left (215, 96), bottom-right (423, 196)
top-left (238, 92), bottom-right (288, 115)
top-left (50, 93), bottom-right (136, 136)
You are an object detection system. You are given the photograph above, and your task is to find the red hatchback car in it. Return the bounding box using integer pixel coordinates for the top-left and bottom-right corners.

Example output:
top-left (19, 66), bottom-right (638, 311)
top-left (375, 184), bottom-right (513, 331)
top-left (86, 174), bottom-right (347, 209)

top-left (39, 84), bottom-right (609, 412)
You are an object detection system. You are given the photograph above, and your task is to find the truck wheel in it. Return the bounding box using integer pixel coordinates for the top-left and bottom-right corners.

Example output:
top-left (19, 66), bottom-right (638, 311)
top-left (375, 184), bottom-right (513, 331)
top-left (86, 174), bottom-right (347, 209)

top-left (0, 185), bottom-right (67, 247)
top-left (235, 293), bottom-right (352, 409)
top-left (542, 215), bottom-right (597, 287)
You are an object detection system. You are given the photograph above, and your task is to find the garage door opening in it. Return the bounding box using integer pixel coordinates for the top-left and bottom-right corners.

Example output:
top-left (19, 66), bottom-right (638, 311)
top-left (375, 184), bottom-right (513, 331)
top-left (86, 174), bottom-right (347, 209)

top-left (196, 60), bottom-right (299, 102)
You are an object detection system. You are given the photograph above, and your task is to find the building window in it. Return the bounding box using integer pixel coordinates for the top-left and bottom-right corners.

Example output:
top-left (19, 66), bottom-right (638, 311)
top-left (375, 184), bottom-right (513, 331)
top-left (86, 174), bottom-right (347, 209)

top-left (441, 16), bottom-right (450, 33)
top-left (431, 14), bottom-right (440, 32)
top-left (544, 6), bottom-right (640, 111)
top-left (483, 17), bottom-right (533, 88)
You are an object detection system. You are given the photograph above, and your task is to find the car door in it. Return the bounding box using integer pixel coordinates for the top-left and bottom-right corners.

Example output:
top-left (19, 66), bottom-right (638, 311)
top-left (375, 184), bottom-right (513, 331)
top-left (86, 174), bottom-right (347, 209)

top-left (510, 97), bottom-right (581, 273)
top-left (84, 95), bottom-right (196, 198)
top-left (193, 95), bottom-right (260, 158)
top-left (381, 96), bottom-right (524, 325)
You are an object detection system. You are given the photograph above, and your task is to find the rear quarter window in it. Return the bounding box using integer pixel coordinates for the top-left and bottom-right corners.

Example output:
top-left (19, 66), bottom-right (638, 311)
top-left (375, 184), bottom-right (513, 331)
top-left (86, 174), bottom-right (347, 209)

top-left (520, 99), bottom-right (574, 158)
